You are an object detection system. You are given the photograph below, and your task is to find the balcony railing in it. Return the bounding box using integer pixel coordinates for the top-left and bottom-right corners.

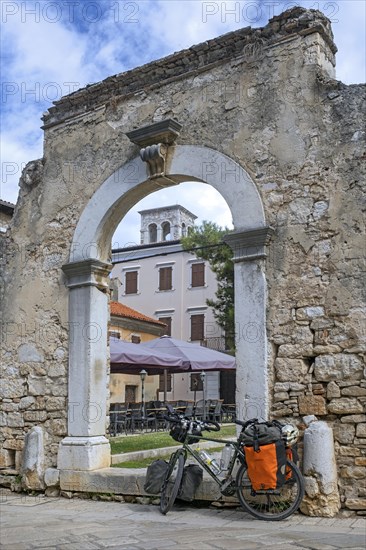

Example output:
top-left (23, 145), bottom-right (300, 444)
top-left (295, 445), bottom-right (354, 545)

top-left (200, 337), bottom-right (232, 353)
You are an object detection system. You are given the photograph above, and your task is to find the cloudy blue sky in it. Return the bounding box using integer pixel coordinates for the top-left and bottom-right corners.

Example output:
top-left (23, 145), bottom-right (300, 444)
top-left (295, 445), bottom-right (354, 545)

top-left (1, 0), bottom-right (365, 247)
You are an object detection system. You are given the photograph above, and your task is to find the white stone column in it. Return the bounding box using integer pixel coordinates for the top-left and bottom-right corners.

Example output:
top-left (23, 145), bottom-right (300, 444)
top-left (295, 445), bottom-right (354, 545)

top-left (225, 228), bottom-right (273, 421)
top-left (301, 417), bottom-right (340, 517)
top-left (57, 259), bottom-right (112, 471)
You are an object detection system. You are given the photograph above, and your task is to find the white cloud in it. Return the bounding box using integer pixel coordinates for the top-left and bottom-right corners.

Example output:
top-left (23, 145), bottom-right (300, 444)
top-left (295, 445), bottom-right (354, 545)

top-left (112, 182), bottom-right (233, 247)
top-left (1, 0), bottom-right (364, 221)
top-left (332, 1), bottom-right (366, 83)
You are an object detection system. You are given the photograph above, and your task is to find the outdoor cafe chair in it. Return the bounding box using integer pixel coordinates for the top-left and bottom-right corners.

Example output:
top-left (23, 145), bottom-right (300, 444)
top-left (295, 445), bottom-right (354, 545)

top-left (194, 399), bottom-right (209, 420)
top-left (152, 403), bottom-right (167, 431)
top-left (221, 403), bottom-right (236, 423)
top-left (183, 401), bottom-right (194, 419)
top-left (110, 403), bottom-right (130, 436)
top-left (209, 399), bottom-right (223, 423)
top-left (130, 403), bottom-right (156, 433)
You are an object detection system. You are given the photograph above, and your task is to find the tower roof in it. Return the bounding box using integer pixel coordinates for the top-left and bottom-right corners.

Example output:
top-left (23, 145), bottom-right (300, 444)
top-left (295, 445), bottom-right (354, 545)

top-left (138, 204), bottom-right (197, 220)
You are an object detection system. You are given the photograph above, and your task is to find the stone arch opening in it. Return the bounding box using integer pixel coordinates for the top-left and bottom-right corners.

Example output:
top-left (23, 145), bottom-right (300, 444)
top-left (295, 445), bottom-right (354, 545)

top-left (148, 223), bottom-right (157, 243)
top-left (59, 144), bottom-right (271, 471)
top-left (161, 221), bottom-right (171, 241)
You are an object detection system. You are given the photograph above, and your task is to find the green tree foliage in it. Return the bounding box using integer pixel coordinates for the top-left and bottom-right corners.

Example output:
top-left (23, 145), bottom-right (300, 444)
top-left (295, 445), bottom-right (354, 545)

top-left (181, 221), bottom-right (235, 350)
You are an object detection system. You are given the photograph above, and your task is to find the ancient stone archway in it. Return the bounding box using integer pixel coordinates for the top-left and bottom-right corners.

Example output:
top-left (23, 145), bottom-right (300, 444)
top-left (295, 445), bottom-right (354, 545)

top-left (3, 7), bottom-right (363, 514)
top-left (58, 144), bottom-right (272, 471)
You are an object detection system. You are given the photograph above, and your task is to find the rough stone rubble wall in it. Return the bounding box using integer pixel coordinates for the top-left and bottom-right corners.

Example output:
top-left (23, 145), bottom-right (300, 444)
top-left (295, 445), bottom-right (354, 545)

top-left (0, 7), bottom-right (365, 511)
top-left (264, 80), bottom-right (366, 512)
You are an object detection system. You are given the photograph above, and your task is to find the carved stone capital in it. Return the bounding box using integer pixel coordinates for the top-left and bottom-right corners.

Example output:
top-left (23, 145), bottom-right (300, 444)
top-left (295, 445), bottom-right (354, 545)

top-left (140, 143), bottom-right (167, 179)
top-left (224, 226), bottom-right (274, 262)
top-left (62, 259), bottom-right (112, 290)
top-left (127, 119), bottom-right (183, 180)
top-left (126, 119), bottom-right (182, 147)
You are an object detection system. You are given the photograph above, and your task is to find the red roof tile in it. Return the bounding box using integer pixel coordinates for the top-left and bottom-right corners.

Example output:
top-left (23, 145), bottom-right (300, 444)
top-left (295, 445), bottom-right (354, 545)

top-left (110, 301), bottom-right (166, 326)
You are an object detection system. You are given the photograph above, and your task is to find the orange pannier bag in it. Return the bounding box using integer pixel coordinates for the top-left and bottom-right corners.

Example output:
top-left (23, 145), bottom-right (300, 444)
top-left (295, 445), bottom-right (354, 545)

top-left (244, 440), bottom-right (287, 491)
top-left (285, 444), bottom-right (299, 480)
top-left (286, 447), bottom-right (293, 480)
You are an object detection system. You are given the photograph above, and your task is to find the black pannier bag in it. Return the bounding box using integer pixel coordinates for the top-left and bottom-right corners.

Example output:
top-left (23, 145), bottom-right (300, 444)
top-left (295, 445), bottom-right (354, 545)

top-left (178, 464), bottom-right (203, 501)
top-left (241, 421), bottom-right (283, 448)
top-left (144, 459), bottom-right (169, 494)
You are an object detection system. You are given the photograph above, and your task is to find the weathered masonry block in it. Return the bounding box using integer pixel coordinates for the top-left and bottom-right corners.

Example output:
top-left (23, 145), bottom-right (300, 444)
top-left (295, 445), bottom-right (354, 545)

top-left (1, 7), bottom-right (365, 514)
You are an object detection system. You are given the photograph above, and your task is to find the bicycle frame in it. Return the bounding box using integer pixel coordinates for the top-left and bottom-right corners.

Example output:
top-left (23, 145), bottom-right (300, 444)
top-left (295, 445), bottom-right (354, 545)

top-left (161, 410), bottom-right (305, 520)
top-left (179, 432), bottom-right (246, 493)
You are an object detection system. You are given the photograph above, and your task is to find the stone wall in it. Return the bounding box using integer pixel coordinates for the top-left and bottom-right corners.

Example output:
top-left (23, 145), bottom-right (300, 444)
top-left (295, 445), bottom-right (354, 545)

top-left (0, 7), bottom-right (365, 511)
top-left (264, 78), bottom-right (365, 512)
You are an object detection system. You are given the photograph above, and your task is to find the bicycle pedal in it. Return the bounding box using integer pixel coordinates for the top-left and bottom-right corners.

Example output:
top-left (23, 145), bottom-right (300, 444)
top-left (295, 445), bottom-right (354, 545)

top-left (220, 478), bottom-right (236, 496)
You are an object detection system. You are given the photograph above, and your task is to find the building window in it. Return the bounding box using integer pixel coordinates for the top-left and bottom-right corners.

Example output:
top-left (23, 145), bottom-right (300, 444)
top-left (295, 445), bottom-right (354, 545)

top-left (158, 316), bottom-right (172, 336)
top-left (148, 223), bottom-right (157, 243)
top-left (190, 314), bottom-right (204, 341)
top-left (131, 335), bottom-right (141, 344)
top-left (108, 331), bottom-right (120, 339)
top-left (191, 262), bottom-right (205, 287)
top-left (125, 271), bottom-right (138, 294)
top-left (125, 385), bottom-right (137, 403)
top-left (159, 373), bottom-right (172, 392)
top-left (159, 266), bottom-right (172, 291)
top-left (190, 373), bottom-right (203, 391)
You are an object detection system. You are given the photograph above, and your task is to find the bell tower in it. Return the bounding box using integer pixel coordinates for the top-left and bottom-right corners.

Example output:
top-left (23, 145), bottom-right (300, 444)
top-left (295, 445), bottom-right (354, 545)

top-left (139, 205), bottom-right (197, 244)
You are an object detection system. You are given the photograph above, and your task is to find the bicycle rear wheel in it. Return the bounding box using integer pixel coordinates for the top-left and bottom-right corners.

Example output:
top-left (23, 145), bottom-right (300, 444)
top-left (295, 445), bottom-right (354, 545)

top-left (160, 451), bottom-right (185, 515)
top-left (236, 460), bottom-right (304, 521)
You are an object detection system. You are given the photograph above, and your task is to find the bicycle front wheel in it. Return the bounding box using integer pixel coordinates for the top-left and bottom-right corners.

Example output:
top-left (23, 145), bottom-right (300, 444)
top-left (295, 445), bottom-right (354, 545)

top-left (236, 460), bottom-right (304, 521)
top-left (160, 451), bottom-right (185, 515)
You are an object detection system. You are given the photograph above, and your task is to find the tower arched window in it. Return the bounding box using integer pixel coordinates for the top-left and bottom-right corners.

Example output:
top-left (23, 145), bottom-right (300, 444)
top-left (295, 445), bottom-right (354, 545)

top-left (162, 221), bottom-right (171, 241)
top-left (149, 223), bottom-right (157, 243)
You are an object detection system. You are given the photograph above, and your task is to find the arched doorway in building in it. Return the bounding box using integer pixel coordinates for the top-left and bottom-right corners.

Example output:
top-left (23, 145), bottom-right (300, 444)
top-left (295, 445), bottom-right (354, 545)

top-left (58, 144), bottom-right (271, 471)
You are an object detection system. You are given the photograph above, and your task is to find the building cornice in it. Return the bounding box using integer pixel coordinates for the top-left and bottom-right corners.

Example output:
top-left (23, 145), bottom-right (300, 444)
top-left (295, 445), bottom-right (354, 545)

top-left (42, 8), bottom-right (336, 130)
top-left (224, 227), bottom-right (274, 262)
top-left (62, 259), bottom-right (112, 290)
top-left (110, 315), bottom-right (166, 336)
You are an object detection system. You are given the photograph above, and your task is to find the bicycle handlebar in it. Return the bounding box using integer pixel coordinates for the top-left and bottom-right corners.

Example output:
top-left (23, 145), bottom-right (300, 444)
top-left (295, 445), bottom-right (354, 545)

top-left (163, 410), bottom-right (220, 433)
top-left (202, 420), bottom-right (220, 432)
top-left (163, 414), bottom-right (181, 423)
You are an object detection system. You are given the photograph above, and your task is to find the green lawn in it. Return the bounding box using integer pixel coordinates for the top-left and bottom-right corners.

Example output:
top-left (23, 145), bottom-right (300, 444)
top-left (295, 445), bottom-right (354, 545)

top-left (110, 424), bottom-right (236, 455)
top-left (114, 455), bottom-right (172, 469)
top-left (114, 445), bottom-right (226, 469)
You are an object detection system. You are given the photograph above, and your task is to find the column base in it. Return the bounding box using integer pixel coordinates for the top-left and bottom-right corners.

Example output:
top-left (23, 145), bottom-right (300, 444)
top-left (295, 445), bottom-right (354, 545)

top-left (57, 436), bottom-right (111, 471)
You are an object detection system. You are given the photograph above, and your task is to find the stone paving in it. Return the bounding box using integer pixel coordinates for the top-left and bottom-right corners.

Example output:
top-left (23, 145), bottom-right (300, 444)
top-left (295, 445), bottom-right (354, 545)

top-left (0, 490), bottom-right (365, 550)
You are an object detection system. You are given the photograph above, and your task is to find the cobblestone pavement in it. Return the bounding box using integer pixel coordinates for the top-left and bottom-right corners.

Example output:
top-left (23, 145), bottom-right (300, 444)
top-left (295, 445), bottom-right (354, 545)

top-left (1, 491), bottom-right (365, 550)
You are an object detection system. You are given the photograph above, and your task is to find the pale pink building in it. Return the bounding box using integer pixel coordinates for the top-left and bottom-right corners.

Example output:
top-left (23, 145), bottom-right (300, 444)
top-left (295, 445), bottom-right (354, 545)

top-left (111, 205), bottom-right (235, 403)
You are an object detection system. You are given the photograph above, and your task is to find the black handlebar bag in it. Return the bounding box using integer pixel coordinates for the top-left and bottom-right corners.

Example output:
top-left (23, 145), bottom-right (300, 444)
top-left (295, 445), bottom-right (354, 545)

top-left (169, 425), bottom-right (200, 444)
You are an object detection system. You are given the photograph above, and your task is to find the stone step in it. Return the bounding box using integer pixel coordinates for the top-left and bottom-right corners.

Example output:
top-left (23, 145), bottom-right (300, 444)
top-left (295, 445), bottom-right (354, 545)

top-left (59, 466), bottom-right (239, 504)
